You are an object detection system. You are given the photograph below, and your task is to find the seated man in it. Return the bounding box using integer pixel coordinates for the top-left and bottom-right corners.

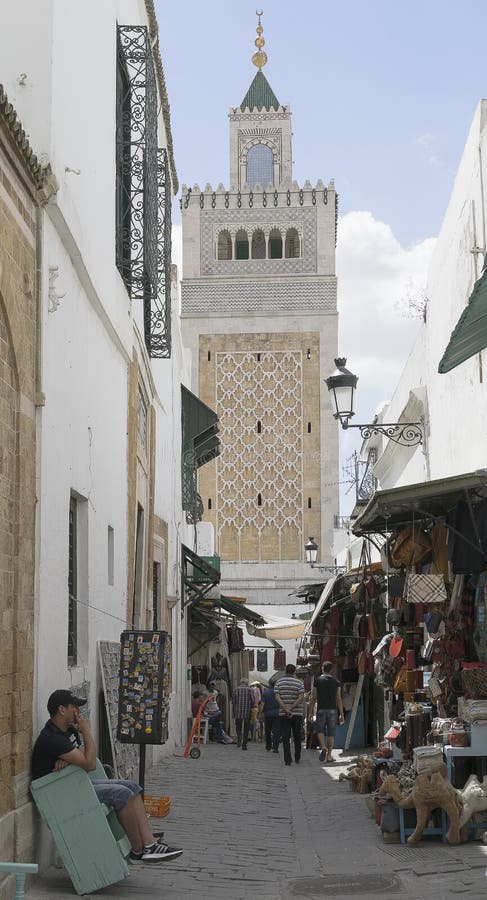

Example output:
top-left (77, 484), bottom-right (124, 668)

top-left (202, 682), bottom-right (226, 743)
top-left (191, 690), bottom-right (203, 718)
top-left (31, 690), bottom-right (183, 863)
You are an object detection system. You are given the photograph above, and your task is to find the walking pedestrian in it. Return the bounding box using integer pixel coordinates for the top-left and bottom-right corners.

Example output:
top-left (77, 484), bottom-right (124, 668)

top-left (274, 665), bottom-right (304, 766)
top-left (232, 677), bottom-right (255, 750)
top-left (260, 684), bottom-right (280, 752)
top-left (308, 661), bottom-right (344, 763)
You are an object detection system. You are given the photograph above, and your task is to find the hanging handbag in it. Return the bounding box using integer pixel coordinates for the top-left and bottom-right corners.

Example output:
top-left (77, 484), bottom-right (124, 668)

top-left (366, 612), bottom-right (377, 640)
top-left (388, 573), bottom-right (406, 599)
top-left (389, 635), bottom-right (404, 658)
top-left (404, 573), bottom-right (447, 605)
top-left (358, 651), bottom-right (368, 675)
top-left (360, 541), bottom-right (378, 599)
top-left (388, 527), bottom-right (432, 568)
top-left (393, 666), bottom-right (412, 692)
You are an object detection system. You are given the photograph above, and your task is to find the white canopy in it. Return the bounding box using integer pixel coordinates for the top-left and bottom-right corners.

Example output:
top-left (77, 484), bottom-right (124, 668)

top-left (246, 611), bottom-right (307, 641)
top-left (301, 575), bottom-right (338, 637)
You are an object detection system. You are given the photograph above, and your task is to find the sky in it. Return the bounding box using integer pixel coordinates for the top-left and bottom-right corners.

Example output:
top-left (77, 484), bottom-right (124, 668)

top-left (157, 0), bottom-right (487, 512)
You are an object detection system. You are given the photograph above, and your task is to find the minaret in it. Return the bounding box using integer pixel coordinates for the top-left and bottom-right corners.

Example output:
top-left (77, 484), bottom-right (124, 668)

top-left (181, 12), bottom-right (339, 606)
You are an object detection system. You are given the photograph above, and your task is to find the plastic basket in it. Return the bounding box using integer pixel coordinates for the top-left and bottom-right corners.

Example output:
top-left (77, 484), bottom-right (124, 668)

top-left (143, 795), bottom-right (171, 817)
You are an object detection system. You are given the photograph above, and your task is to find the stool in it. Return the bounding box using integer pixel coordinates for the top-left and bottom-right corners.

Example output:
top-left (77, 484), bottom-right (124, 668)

top-left (193, 717), bottom-right (209, 744)
top-left (0, 862), bottom-right (38, 899)
top-left (398, 806), bottom-right (447, 843)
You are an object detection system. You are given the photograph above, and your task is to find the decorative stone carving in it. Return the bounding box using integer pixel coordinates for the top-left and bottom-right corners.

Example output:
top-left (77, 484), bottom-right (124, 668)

top-left (48, 265), bottom-right (66, 313)
top-left (215, 349), bottom-right (303, 561)
top-left (181, 279), bottom-right (337, 315)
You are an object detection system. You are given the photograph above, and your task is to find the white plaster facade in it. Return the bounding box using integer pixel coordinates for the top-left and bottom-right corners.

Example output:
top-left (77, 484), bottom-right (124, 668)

top-left (0, 0), bottom-right (191, 807)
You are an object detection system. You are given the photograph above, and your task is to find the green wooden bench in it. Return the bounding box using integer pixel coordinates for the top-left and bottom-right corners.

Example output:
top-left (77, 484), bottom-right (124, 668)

top-left (0, 862), bottom-right (38, 900)
top-left (30, 760), bottom-right (131, 895)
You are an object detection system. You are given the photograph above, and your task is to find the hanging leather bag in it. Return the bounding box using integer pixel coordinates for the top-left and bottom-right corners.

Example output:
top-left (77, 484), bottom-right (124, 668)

top-left (388, 527), bottom-right (432, 568)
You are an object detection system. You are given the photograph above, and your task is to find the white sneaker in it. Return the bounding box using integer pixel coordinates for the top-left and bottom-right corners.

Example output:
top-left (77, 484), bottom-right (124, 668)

top-left (141, 842), bottom-right (183, 862)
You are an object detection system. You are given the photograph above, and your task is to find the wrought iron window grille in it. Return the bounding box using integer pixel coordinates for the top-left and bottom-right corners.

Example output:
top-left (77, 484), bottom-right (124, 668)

top-left (357, 447), bottom-right (377, 503)
top-left (116, 25), bottom-right (171, 358)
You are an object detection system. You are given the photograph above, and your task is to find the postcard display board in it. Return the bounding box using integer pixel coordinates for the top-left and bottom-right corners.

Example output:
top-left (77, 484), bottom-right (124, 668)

top-left (98, 641), bottom-right (138, 780)
top-left (117, 631), bottom-right (171, 748)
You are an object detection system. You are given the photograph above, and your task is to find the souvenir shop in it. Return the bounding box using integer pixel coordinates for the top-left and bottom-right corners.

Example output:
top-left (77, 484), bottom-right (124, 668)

top-left (299, 561), bottom-right (387, 751)
top-left (333, 471), bottom-right (487, 844)
top-left (182, 545), bottom-right (265, 736)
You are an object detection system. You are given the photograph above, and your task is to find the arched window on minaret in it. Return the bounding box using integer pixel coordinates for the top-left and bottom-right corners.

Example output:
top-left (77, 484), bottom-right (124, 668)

top-left (269, 228), bottom-right (283, 259)
top-left (247, 144), bottom-right (273, 190)
top-left (235, 229), bottom-right (250, 259)
top-left (285, 228), bottom-right (300, 259)
top-left (217, 230), bottom-right (232, 260)
top-left (251, 229), bottom-right (266, 259)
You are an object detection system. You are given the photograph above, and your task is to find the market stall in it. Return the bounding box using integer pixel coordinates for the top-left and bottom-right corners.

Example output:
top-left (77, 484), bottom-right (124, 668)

top-left (298, 564), bottom-right (388, 750)
top-left (336, 470), bottom-right (487, 845)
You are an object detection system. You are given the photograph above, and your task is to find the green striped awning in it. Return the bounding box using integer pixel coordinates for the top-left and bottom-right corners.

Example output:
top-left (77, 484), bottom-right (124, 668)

top-left (438, 260), bottom-right (487, 373)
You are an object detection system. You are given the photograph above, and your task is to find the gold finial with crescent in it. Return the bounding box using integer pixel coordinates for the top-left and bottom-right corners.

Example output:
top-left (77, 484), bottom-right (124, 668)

top-left (252, 9), bottom-right (267, 69)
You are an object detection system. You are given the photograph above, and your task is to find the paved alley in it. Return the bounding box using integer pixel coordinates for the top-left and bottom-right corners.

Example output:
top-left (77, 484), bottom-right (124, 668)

top-left (27, 741), bottom-right (487, 900)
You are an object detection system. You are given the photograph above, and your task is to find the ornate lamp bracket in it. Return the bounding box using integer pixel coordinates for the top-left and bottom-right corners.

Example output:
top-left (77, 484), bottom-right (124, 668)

top-left (345, 419), bottom-right (424, 447)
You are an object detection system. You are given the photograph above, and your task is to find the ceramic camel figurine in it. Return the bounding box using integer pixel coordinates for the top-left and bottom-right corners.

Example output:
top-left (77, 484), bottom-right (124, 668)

top-left (458, 774), bottom-right (487, 827)
top-left (378, 767), bottom-right (462, 845)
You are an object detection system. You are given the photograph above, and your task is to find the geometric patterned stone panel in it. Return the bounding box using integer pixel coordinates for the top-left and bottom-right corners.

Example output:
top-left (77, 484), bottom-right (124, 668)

top-left (181, 278), bottom-right (337, 315)
top-left (215, 350), bottom-right (303, 562)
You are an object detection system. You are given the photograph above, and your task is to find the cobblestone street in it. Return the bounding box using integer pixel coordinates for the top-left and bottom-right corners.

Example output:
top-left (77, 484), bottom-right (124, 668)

top-left (27, 742), bottom-right (487, 899)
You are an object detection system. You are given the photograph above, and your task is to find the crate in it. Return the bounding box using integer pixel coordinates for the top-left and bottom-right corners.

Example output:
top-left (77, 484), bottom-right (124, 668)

top-left (143, 795), bottom-right (171, 817)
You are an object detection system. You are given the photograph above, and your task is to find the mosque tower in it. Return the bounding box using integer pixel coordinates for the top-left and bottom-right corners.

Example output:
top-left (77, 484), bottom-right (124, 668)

top-left (181, 13), bottom-right (339, 607)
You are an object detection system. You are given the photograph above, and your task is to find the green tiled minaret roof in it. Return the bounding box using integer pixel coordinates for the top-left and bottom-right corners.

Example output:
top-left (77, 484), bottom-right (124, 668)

top-left (240, 71), bottom-right (279, 111)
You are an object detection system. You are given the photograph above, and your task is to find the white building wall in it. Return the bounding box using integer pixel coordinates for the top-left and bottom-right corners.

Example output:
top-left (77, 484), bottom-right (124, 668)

top-left (355, 100), bottom-right (487, 501)
top-left (0, 0), bottom-right (188, 757)
top-left (36, 217), bottom-right (130, 737)
top-left (151, 271), bottom-right (195, 747)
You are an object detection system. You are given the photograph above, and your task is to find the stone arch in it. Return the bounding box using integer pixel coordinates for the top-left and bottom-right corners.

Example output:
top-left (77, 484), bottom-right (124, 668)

top-left (269, 228), bottom-right (283, 259)
top-left (251, 228), bottom-right (266, 260)
top-left (217, 229), bottom-right (232, 260)
top-left (235, 229), bottom-right (250, 260)
top-left (285, 227), bottom-right (300, 258)
top-left (241, 138), bottom-right (279, 191)
top-left (241, 137), bottom-right (279, 165)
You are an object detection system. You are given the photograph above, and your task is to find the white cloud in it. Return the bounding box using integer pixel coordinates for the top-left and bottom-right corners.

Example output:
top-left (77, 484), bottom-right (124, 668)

top-left (415, 132), bottom-right (435, 148)
top-left (335, 211), bottom-right (436, 508)
top-left (336, 210), bottom-right (436, 397)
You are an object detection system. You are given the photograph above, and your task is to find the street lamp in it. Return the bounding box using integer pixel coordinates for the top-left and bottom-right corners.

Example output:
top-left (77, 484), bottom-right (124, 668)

top-left (325, 358), bottom-right (424, 447)
top-left (304, 536), bottom-right (345, 573)
top-left (304, 536), bottom-right (318, 565)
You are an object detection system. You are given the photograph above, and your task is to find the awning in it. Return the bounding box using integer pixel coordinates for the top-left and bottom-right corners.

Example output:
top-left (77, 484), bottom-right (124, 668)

top-left (352, 470), bottom-right (487, 535)
top-left (301, 576), bottom-right (339, 636)
top-left (210, 595), bottom-right (265, 626)
top-left (438, 261), bottom-right (487, 373)
top-left (181, 386), bottom-right (220, 518)
top-left (246, 612), bottom-right (307, 641)
top-left (181, 385), bottom-right (220, 467)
